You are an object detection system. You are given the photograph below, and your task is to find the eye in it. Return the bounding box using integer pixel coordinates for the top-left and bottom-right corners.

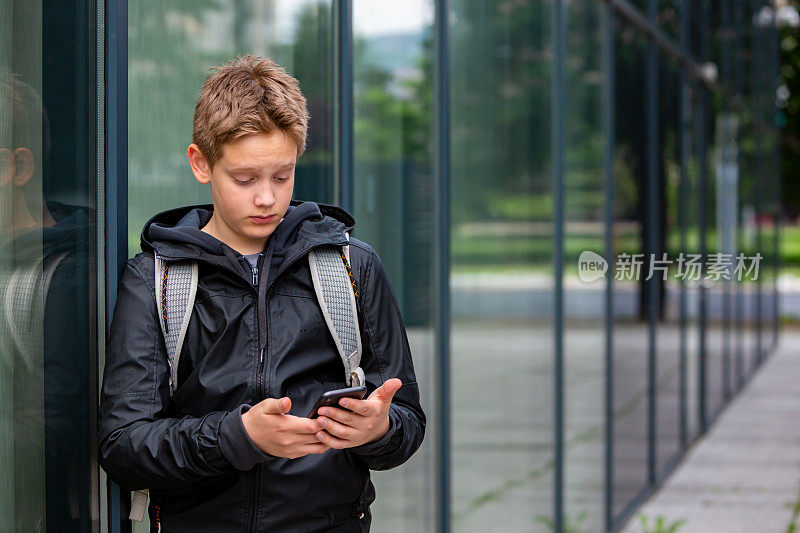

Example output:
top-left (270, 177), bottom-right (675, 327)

top-left (274, 175), bottom-right (290, 182)
top-left (233, 176), bottom-right (254, 184)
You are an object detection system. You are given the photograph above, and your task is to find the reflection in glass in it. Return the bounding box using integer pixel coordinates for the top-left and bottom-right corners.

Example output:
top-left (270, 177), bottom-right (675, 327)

top-left (352, 1), bottom-right (437, 530)
top-left (655, 60), bottom-right (682, 474)
top-left (612, 19), bottom-right (648, 520)
top-left (564, 1), bottom-right (605, 530)
top-left (0, 1), bottom-right (97, 530)
top-left (450, 0), bottom-right (554, 529)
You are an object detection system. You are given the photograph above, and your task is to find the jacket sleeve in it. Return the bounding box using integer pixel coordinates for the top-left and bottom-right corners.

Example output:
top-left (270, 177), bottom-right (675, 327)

top-left (348, 247), bottom-right (426, 470)
top-left (98, 256), bottom-right (267, 491)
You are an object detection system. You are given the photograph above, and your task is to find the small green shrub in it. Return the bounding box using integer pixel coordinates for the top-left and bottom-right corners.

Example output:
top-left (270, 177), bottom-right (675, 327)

top-left (637, 513), bottom-right (687, 533)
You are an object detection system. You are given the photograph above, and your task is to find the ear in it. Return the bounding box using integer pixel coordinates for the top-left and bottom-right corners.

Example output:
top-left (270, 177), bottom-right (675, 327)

top-left (13, 147), bottom-right (34, 186)
top-left (188, 144), bottom-right (212, 184)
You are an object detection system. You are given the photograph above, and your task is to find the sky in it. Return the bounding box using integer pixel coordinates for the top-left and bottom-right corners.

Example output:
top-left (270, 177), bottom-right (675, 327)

top-left (275, 0), bottom-right (433, 39)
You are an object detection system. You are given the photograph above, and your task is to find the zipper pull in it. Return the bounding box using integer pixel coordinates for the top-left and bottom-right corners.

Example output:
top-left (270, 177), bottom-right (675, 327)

top-left (259, 348), bottom-right (264, 364)
top-left (251, 252), bottom-right (263, 286)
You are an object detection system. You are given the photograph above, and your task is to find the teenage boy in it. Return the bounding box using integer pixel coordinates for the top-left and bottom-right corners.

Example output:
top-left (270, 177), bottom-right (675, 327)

top-left (99, 55), bottom-right (425, 532)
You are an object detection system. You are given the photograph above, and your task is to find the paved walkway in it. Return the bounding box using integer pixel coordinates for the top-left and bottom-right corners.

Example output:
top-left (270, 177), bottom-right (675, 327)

top-left (621, 329), bottom-right (800, 533)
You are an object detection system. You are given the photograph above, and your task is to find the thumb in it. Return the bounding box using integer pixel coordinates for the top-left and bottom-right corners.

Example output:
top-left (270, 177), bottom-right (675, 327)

top-left (263, 397), bottom-right (291, 414)
top-left (368, 378), bottom-right (402, 404)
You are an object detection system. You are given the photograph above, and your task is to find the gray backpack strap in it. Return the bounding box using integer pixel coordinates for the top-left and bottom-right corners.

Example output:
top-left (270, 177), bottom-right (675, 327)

top-left (2, 251), bottom-right (68, 372)
top-left (153, 254), bottom-right (198, 396)
top-left (134, 255), bottom-right (198, 523)
top-left (308, 234), bottom-right (365, 387)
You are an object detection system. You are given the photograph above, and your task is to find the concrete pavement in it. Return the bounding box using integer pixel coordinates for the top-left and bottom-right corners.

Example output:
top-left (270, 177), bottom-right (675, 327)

top-left (620, 328), bottom-right (800, 533)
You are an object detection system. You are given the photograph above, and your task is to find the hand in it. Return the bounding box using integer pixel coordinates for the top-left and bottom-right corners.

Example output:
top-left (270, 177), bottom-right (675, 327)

top-left (314, 378), bottom-right (402, 449)
top-left (241, 397), bottom-right (330, 459)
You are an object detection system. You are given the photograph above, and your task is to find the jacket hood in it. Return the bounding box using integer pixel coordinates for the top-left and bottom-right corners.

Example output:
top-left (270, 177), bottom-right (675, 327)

top-left (141, 200), bottom-right (355, 261)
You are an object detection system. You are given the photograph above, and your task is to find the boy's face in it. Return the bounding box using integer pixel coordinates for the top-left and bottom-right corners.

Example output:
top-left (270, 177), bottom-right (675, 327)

top-left (188, 131), bottom-right (297, 254)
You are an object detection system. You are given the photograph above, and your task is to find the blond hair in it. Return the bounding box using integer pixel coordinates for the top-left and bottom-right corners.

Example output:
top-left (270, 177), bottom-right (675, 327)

top-left (192, 55), bottom-right (309, 167)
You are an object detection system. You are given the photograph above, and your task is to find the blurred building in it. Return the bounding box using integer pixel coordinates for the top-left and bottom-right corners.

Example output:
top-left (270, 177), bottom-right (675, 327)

top-left (0, 0), bottom-right (783, 531)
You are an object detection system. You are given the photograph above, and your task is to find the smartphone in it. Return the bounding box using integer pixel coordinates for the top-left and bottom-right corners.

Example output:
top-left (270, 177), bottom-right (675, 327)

top-left (307, 385), bottom-right (367, 418)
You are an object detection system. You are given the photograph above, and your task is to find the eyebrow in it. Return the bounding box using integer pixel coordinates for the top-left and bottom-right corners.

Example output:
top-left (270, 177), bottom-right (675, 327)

top-left (228, 162), bottom-right (296, 173)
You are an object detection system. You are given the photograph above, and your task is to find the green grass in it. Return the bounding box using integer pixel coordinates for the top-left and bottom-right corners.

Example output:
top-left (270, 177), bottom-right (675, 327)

top-left (450, 222), bottom-right (791, 280)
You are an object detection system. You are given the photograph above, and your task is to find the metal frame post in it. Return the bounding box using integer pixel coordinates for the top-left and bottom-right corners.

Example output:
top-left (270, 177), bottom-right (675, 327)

top-left (104, 0), bottom-right (129, 531)
top-left (434, 1), bottom-right (451, 531)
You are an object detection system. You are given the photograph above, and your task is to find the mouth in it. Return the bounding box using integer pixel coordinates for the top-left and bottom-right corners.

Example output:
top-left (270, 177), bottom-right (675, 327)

top-left (249, 214), bottom-right (276, 224)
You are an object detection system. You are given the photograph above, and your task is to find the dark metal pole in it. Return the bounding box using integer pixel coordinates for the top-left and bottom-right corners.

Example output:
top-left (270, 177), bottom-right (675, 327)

top-left (645, 0), bottom-right (658, 486)
top-left (678, 0), bottom-right (690, 451)
top-left (335, 0), bottom-right (354, 212)
top-left (602, 3), bottom-right (616, 530)
top-left (434, 1), bottom-right (451, 531)
top-left (753, 0), bottom-right (764, 367)
top-left (721, 0), bottom-right (733, 404)
top-left (105, 0), bottom-right (129, 531)
top-left (697, 0), bottom-right (709, 432)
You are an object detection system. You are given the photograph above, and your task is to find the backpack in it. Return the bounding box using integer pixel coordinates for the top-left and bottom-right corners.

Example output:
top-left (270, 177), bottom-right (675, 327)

top-left (129, 236), bottom-right (364, 523)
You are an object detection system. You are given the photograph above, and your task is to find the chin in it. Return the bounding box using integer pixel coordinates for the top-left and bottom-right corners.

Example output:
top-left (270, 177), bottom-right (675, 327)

top-left (244, 226), bottom-right (274, 239)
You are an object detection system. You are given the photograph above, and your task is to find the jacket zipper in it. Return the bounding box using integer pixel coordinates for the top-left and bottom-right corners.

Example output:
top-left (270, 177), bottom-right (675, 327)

top-left (251, 253), bottom-right (266, 398)
top-left (249, 254), bottom-right (263, 533)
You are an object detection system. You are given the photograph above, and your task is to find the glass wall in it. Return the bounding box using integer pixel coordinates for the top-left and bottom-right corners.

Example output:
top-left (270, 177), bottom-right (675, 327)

top-left (611, 15), bottom-right (649, 521)
top-left (352, 1), bottom-right (438, 530)
top-left (655, 57), bottom-right (683, 476)
top-left (607, 1), bottom-right (782, 528)
top-left (0, 0), bottom-right (100, 530)
top-left (449, 1), bottom-right (554, 530)
top-left (564, 0), bottom-right (605, 530)
top-left (111, 0), bottom-right (783, 531)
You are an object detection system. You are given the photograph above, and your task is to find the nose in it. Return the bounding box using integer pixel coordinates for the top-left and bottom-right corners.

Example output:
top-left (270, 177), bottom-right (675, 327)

top-left (253, 181), bottom-right (276, 208)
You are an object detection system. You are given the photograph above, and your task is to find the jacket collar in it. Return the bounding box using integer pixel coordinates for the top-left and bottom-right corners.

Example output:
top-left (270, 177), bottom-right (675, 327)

top-left (140, 200), bottom-right (354, 287)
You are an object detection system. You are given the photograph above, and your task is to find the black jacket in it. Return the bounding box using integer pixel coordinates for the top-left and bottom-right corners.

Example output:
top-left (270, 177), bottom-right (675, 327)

top-left (98, 201), bottom-right (426, 532)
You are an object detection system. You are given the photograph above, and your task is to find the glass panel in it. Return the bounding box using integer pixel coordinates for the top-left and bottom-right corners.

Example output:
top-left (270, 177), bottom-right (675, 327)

top-left (0, 0), bottom-right (99, 529)
top-left (685, 80), bottom-right (704, 442)
top-left (655, 59), bottom-right (682, 473)
top-left (351, 1), bottom-right (437, 530)
top-left (739, 112), bottom-right (760, 379)
top-left (450, 0), bottom-right (554, 529)
top-left (563, 0), bottom-right (605, 530)
top-left (611, 16), bottom-right (648, 521)
top-left (704, 109), bottom-right (727, 421)
top-left (128, 0), bottom-right (334, 255)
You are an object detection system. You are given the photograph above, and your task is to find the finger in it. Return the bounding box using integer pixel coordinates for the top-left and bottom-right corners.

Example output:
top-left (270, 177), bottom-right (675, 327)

top-left (317, 416), bottom-right (354, 440)
top-left (263, 397), bottom-right (291, 415)
top-left (315, 429), bottom-right (350, 449)
top-left (302, 443), bottom-right (330, 455)
top-left (283, 415), bottom-right (328, 434)
top-left (366, 378), bottom-right (402, 404)
top-left (318, 406), bottom-right (358, 426)
top-left (338, 397), bottom-right (373, 416)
